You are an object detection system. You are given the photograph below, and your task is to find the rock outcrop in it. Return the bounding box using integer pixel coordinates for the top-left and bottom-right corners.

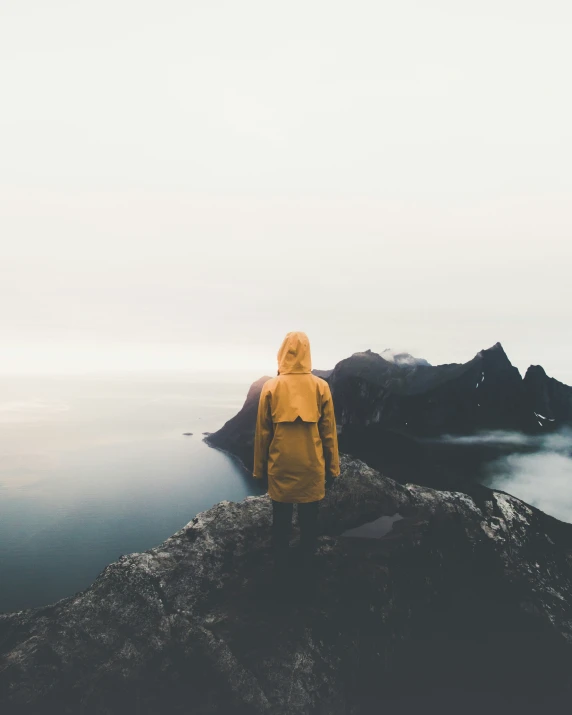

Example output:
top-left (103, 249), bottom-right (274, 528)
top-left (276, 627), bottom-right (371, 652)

top-left (205, 374), bottom-right (274, 471)
top-left (1, 456), bottom-right (571, 714)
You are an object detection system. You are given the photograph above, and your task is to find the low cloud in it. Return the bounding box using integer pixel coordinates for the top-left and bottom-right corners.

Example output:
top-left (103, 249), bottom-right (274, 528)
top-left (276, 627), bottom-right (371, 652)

top-left (487, 451), bottom-right (572, 524)
top-left (436, 431), bottom-right (533, 447)
top-left (436, 429), bottom-right (572, 453)
top-left (430, 429), bottom-right (572, 523)
top-left (469, 428), bottom-right (572, 523)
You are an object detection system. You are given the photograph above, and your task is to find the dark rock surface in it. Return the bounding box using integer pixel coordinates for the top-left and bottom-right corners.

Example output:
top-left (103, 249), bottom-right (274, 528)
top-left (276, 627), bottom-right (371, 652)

top-left (1, 455), bottom-right (572, 714)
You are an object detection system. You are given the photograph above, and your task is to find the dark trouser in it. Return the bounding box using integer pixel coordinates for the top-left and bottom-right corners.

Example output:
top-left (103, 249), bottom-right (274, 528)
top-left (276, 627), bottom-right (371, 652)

top-left (271, 500), bottom-right (319, 563)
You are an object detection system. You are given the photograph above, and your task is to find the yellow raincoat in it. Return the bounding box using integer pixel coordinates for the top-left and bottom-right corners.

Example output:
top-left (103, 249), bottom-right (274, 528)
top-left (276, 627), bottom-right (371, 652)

top-left (253, 331), bottom-right (340, 502)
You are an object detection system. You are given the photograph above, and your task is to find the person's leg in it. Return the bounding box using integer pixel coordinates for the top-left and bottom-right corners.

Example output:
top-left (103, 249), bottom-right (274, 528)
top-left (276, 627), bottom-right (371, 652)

top-left (298, 500), bottom-right (319, 555)
top-left (271, 500), bottom-right (293, 567)
top-left (296, 501), bottom-right (320, 601)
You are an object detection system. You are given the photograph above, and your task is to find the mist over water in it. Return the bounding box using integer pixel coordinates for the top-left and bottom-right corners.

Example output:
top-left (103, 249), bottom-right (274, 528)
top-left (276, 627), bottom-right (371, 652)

top-left (444, 428), bottom-right (572, 524)
top-left (487, 452), bottom-right (572, 523)
top-left (484, 431), bottom-right (572, 524)
top-left (438, 429), bottom-right (572, 451)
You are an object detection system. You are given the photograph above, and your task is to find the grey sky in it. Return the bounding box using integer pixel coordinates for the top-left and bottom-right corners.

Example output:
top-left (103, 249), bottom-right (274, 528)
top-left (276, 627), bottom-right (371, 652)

top-left (1, 1), bottom-right (571, 381)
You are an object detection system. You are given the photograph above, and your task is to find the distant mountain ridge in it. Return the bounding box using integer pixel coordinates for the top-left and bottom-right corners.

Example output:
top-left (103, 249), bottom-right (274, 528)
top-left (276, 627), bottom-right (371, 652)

top-left (206, 342), bottom-right (572, 489)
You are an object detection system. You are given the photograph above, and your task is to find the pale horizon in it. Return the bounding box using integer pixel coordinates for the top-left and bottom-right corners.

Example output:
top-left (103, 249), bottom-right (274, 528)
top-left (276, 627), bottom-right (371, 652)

top-left (1, 336), bottom-right (570, 387)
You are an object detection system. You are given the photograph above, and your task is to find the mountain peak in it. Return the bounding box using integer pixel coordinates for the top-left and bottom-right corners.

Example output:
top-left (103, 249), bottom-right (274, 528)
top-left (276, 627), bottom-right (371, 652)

top-left (525, 364), bottom-right (547, 379)
top-left (482, 341), bottom-right (506, 354)
top-left (475, 342), bottom-right (510, 362)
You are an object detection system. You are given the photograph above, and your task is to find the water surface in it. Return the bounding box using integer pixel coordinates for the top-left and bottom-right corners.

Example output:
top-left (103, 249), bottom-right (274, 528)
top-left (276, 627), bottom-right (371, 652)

top-left (342, 513), bottom-right (404, 539)
top-left (0, 374), bottom-right (262, 613)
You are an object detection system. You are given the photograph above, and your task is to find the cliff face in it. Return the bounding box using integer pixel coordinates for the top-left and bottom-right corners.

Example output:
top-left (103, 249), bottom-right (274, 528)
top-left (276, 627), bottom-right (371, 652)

top-left (2, 456), bottom-right (572, 714)
top-left (523, 365), bottom-right (572, 426)
top-left (205, 374), bottom-right (274, 472)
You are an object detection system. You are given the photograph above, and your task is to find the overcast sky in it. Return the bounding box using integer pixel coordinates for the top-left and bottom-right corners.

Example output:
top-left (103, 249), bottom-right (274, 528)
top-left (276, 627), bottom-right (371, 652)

top-left (1, 1), bottom-right (571, 381)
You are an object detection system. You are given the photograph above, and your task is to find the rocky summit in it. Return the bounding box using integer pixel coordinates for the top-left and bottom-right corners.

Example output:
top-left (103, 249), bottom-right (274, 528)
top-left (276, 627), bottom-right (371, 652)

top-left (1, 455), bottom-right (571, 714)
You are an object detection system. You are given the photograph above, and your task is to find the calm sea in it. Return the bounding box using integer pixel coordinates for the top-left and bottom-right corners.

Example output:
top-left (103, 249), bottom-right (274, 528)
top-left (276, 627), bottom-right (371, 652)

top-left (0, 374), bottom-right (264, 614)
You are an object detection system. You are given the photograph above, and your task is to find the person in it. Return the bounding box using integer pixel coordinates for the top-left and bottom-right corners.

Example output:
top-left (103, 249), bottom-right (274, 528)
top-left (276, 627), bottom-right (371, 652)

top-left (253, 331), bottom-right (340, 588)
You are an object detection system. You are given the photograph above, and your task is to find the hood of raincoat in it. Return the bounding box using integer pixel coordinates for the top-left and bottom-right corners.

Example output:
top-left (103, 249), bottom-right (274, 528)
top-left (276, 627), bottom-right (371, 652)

top-left (277, 331), bottom-right (312, 374)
